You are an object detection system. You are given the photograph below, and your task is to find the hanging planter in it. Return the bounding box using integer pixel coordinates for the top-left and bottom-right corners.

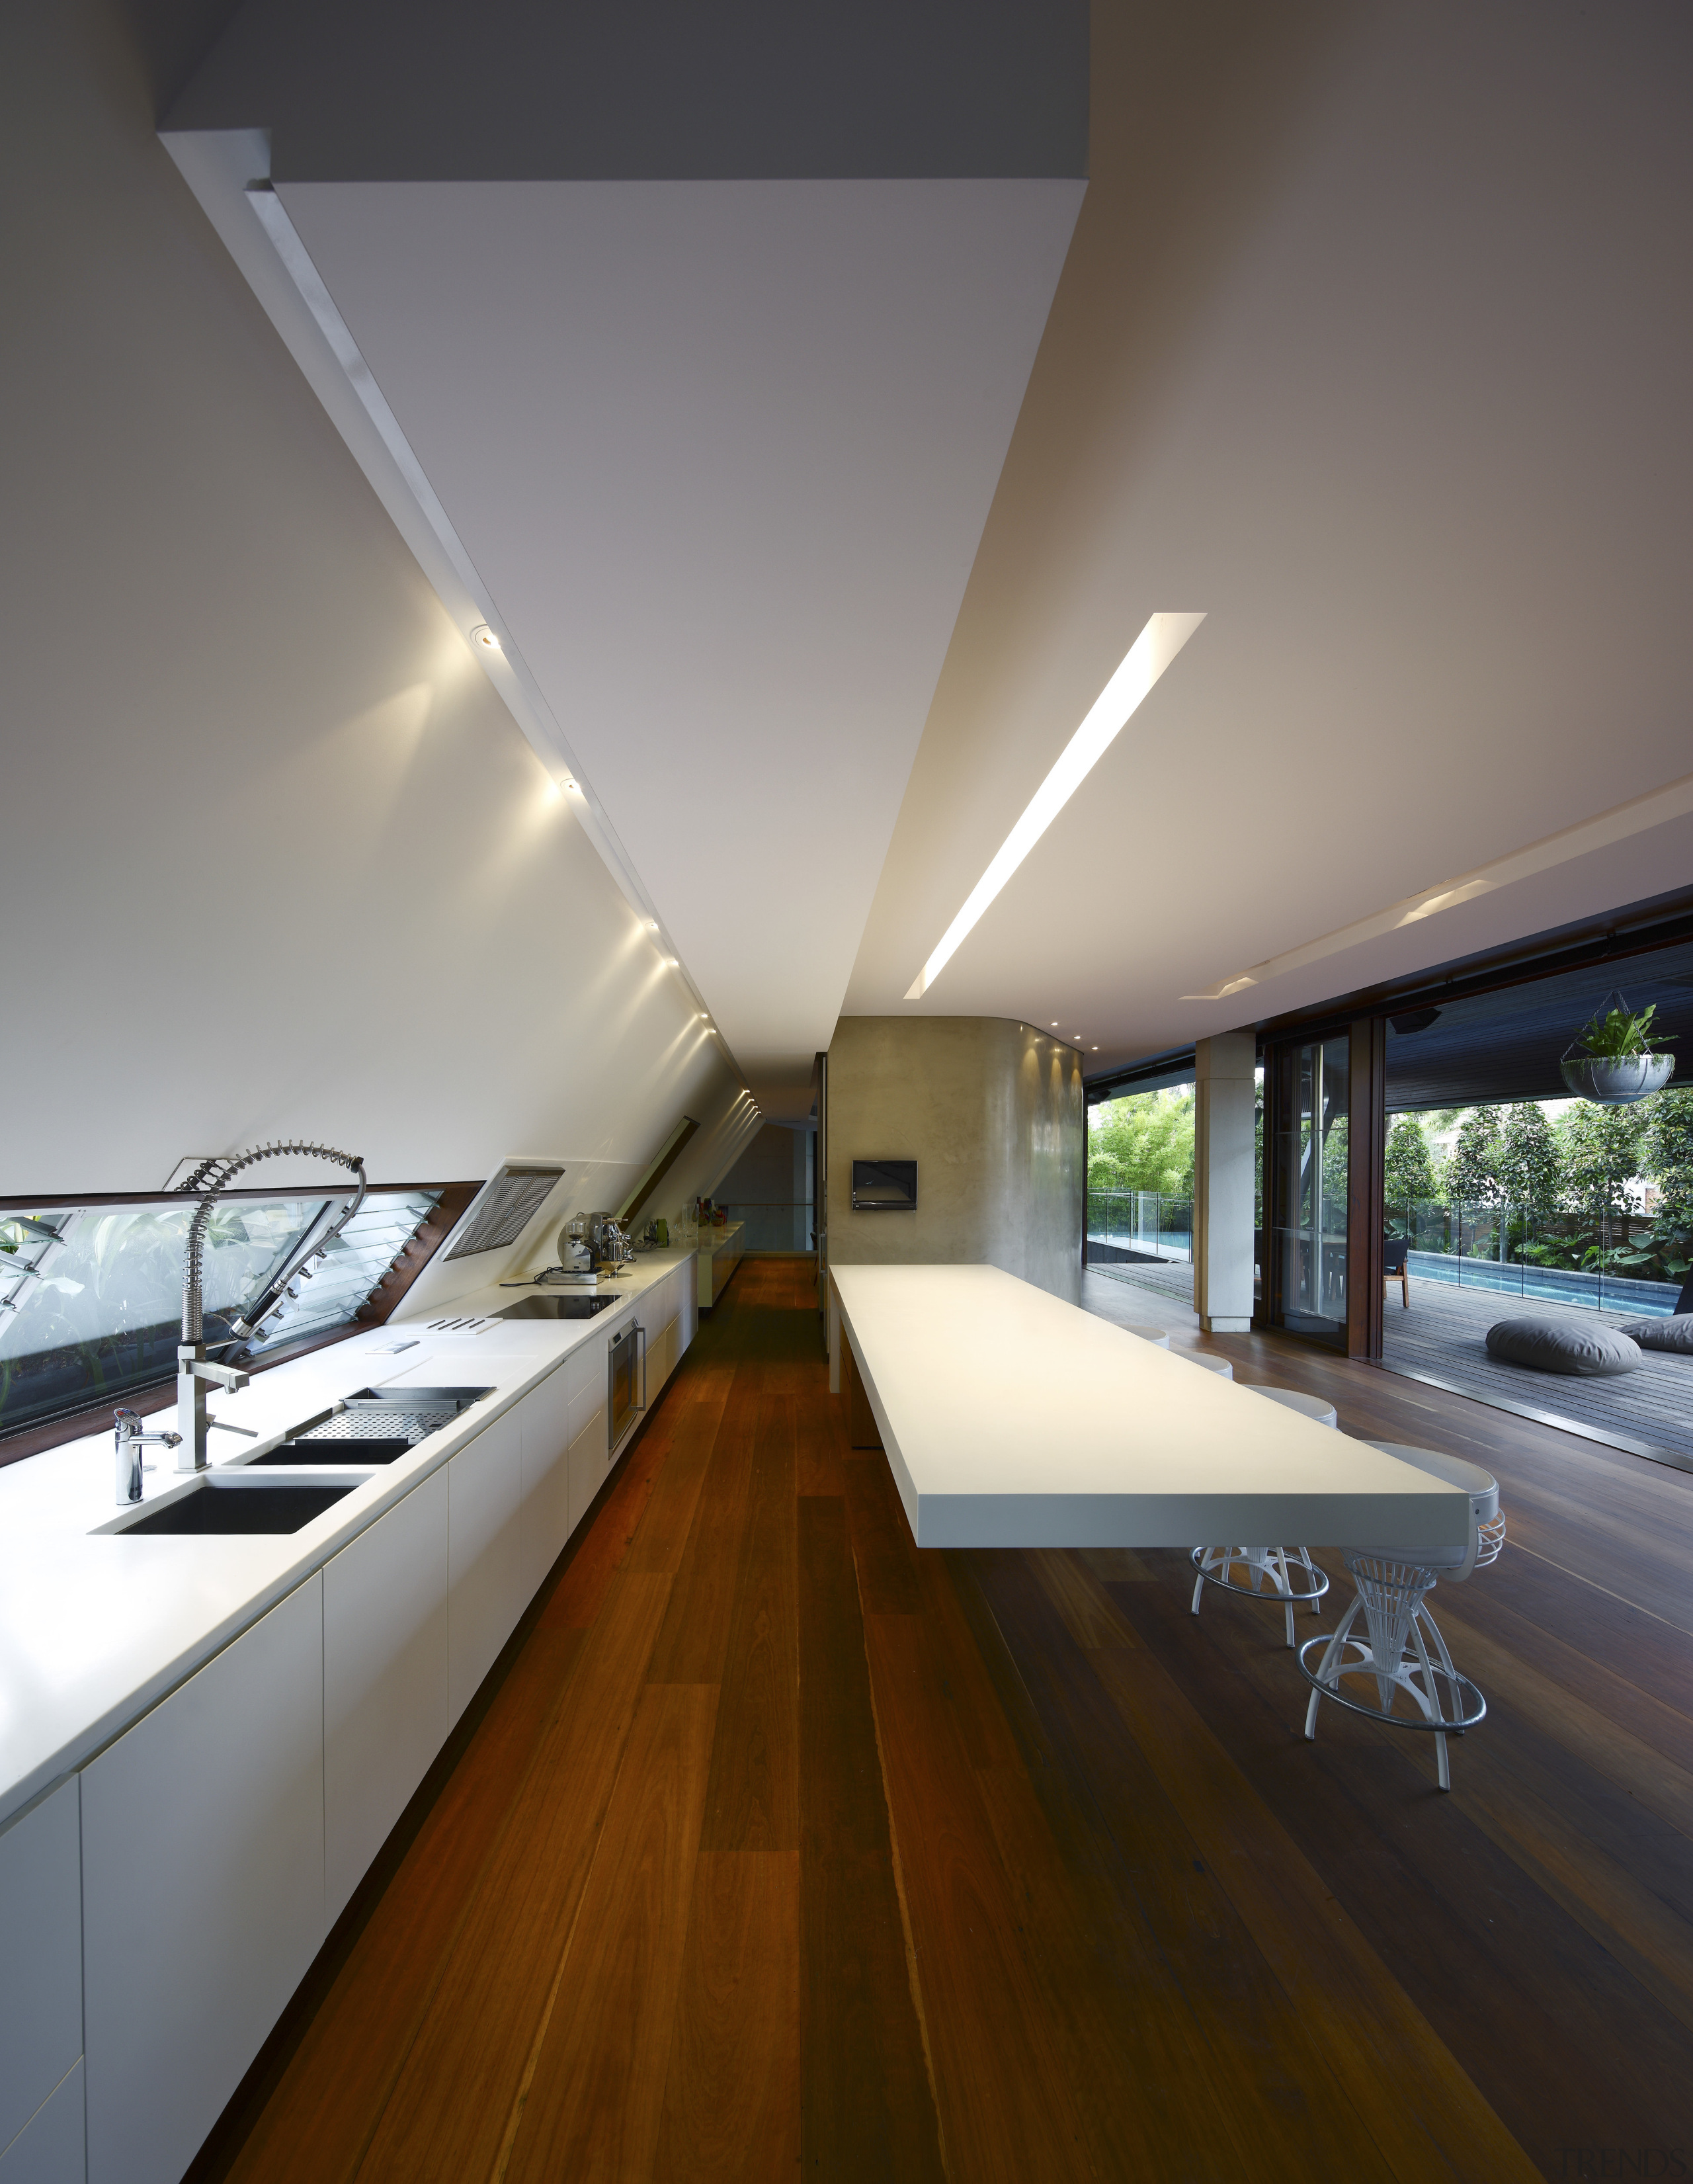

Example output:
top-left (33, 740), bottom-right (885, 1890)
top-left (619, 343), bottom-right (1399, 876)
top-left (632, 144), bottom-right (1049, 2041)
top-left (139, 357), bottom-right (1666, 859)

top-left (1559, 991), bottom-right (1677, 1105)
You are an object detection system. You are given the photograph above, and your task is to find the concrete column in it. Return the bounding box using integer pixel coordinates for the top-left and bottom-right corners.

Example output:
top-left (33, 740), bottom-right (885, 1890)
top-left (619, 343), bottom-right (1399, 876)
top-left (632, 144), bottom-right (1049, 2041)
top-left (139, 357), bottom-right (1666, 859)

top-left (1194, 1032), bottom-right (1257, 1333)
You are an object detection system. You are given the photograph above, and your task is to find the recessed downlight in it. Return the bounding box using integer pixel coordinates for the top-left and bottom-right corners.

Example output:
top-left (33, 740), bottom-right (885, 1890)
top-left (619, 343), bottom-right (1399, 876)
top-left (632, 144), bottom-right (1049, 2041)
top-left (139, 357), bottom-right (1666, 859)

top-left (470, 624), bottom-right (501, 652)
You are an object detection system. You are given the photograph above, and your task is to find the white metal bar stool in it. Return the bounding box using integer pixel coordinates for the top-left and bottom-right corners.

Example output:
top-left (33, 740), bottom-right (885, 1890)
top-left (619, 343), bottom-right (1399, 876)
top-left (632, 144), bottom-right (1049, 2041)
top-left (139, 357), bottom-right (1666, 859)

top-left (1123, 1327), bottom-right (1171, 1348)
top-left (1298, 1443), bottom-right (1506, 1791)
top-left (1184, 1354), bottom-right (1233, 1378)
top-left (1190, 1384), bottom-right (1332, 1644)
top-left (1245, 1385), bottom-right (1337, 1429)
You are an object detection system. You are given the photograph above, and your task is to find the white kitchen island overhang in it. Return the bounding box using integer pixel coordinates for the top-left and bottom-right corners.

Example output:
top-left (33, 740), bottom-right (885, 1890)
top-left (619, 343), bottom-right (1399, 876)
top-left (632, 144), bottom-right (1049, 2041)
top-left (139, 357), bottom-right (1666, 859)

top-left (829, 1264), bottom-right (1471, 1553)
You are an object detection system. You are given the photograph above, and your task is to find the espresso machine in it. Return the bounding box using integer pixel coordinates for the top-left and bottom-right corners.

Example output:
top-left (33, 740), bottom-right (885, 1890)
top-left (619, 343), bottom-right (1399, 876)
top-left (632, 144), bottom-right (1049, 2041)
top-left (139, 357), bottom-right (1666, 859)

top-left (588, 1211), bottom-right (636, 1275)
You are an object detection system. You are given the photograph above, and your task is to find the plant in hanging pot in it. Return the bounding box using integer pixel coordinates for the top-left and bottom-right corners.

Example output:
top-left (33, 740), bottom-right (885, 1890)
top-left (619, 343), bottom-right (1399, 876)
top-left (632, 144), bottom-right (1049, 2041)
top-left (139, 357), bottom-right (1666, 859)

top-left (1559, 993), bottom-right (1677, 1105)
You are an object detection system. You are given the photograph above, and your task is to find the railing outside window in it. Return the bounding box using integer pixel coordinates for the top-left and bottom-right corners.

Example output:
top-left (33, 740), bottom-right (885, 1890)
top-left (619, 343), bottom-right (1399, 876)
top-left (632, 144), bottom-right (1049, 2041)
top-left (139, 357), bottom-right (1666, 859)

top-left (1085, 1189), bottom-right (1194, 1263)
top-left (1389, 1198), bottom-right (1684, 1316)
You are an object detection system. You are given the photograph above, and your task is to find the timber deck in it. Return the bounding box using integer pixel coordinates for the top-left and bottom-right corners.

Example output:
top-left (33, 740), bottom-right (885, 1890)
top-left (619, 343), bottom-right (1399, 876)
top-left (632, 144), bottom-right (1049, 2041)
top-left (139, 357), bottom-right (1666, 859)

top-left (1093, 1255), bottom-right (1693, 1470)
top-left (191, 1256), bottom-right (1693, 2183)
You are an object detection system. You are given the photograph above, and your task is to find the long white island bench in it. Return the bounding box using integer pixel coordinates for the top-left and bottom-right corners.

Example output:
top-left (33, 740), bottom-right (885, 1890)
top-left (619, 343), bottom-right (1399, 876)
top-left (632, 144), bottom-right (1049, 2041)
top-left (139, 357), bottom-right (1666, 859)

top-left (0, 1247), bottom-right (697, 2184)
top-left (829, 1263), bottom-right (1470, 1552)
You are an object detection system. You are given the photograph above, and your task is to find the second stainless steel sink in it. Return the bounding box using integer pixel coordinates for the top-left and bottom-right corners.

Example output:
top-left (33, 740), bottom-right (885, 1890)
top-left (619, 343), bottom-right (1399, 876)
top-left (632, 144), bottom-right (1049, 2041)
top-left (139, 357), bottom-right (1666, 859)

top-left (115, 1479), bottom-right (354, 1535)
top-left (249, 1439), bottom-right (416, 1467)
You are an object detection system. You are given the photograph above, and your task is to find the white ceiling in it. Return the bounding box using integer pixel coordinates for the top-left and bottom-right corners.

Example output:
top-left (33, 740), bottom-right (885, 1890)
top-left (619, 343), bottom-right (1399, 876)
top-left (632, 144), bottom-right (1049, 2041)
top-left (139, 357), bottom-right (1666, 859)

top-left (271, 177), bottom-right (1083, 1117)
top-left (154, 0), bottom-right (1693, 1116)
top-left (845, 0), bottom-right (1693, 1066)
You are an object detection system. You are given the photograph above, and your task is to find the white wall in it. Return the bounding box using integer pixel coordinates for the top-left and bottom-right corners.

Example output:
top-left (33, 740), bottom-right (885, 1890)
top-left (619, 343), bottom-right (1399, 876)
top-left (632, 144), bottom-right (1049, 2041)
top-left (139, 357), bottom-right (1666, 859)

top-left (0, 0), bottom-right (747, 1202)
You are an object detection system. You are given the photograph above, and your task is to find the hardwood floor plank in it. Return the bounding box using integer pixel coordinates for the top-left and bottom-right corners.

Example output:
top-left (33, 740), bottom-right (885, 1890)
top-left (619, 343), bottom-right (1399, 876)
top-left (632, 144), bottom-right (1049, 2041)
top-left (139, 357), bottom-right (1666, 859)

top-left (844, 1450), bottom-right (923, 1615)
top-left (351, 1570), bottom-right (673, 2182)
top-left (796, 1495), bottom-right (946, 2181)
top-left (862, 1605), bottom-right (1121, 2183)
top-left (647, 1376), bottom-right (757, 1684)
top-left (964, 1550), bottom-right (1466, 2184)
top-left (1085, 1639), bottom-right (1542, 2183)
top-left (502, 1682), bottom-right (719, 2183)
top-left (653, 1851), bottom-right (802, 2183)
top-left (219, 1623), bottom-right (586, 2184)
top-left (1113, 1570), bottom-right (1693, 2172)
top-left (1028, 1546), bottom-right (1140, 1650)
top-left (700, 1393), bottom-right (800, 1852)
top-left (622, 1384), bottom-right (730, 1576)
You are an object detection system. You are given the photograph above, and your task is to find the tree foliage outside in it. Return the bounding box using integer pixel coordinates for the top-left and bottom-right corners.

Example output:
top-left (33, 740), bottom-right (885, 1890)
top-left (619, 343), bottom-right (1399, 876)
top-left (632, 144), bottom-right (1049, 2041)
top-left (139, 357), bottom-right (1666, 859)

top-left (1384, 1116), bottom-right (1439, 1206)
top-left (1641, 1087), bottom-right (1693, 1229)
top-left (1556, 1101), bottom-right (1647, 1224)
top-left (1495, 1103), bottom-right (1563, 1210)
top-left (1445, 1108), bottom-right (1504, 1206)
top-left (1087, 1088), bottom-right (1195, 1197)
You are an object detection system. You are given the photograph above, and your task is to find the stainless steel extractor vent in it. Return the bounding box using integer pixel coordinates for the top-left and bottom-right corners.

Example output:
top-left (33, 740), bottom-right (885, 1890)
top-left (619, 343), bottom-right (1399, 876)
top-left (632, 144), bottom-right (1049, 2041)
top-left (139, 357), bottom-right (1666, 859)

top-left (444, 1164), bottom-right (564, 1260)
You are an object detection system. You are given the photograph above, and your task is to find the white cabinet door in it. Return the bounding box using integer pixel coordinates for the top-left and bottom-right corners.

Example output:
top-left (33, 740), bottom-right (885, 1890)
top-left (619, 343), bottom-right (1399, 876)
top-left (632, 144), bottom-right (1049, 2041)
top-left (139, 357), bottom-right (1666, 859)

top-left (81, 1578), bottom-right (324, 2184)
top-left (567, 1335), bottom-right (608, 1447)
top-left (677, 1259), bottom-right (698, 1357)
top-left (446, 1406), bottom-right (526, 1723)
top-left (518, 1367), bottom-right (573, 1592)
top-left (0, 1777), bottom-right (81, 2162)
top-left (0, 2058), bottom-right (83, 2184)
top-left (567, 1404), bottom-right (612, 1536)
top-left (647, 1317), bottom-right (678, 1401)
top-left (323, 1468), bottom-right (449, 1923)
top-left (565, 1327), bottom-right (606, 1409)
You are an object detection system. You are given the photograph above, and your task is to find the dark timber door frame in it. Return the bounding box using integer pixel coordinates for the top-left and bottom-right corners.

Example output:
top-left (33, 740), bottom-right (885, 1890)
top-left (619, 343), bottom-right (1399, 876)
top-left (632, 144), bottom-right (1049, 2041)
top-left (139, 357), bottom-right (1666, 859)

top-left (1347, 1017), bottom-right (1387, 1361)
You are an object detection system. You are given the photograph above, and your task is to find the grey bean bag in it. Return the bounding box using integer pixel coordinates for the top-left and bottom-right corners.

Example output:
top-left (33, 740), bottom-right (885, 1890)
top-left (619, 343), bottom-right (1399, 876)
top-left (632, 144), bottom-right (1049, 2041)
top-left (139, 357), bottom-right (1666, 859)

top-left (1614, 1313), bottom-right (1693, 1355)
top-left (1485, 1316), bottom-right (1642, 1376)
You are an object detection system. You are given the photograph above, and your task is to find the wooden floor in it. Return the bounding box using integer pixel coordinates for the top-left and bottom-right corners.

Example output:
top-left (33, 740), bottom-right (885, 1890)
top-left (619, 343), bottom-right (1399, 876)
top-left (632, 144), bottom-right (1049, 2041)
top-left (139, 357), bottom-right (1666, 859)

top-left (196, 1257), bottom-right (1693, 2183)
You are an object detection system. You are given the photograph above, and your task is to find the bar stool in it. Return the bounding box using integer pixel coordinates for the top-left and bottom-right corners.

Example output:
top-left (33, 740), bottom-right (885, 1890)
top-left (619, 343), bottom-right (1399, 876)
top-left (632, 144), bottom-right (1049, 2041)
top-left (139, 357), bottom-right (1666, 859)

top-left (1183, 1354), bottom-right (1233, 1378)
top-left (1298, 1444), bottom-right (1505, 1791)
top-left (1190, 1384), bottom-right (1333, 1644)
top-left (1244, 1385), bottom-right (1337, 1429)
top-left (1123, 1327), bottom-right (1171, 1348)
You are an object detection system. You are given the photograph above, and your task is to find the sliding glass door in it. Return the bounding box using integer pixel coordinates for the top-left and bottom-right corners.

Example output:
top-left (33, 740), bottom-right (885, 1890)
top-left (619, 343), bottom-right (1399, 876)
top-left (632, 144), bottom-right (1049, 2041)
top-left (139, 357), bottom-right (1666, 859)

top-left (1267, 1033), bottom-right (1350, 1345)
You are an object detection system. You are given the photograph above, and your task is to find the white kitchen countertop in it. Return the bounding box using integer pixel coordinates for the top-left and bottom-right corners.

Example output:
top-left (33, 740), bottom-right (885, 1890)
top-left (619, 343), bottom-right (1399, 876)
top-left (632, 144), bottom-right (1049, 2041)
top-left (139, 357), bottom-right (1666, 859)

top-left (0, 1247), bottom-right (695, 1829)
top-left (831, 1263), bottom-right (1472, 1552)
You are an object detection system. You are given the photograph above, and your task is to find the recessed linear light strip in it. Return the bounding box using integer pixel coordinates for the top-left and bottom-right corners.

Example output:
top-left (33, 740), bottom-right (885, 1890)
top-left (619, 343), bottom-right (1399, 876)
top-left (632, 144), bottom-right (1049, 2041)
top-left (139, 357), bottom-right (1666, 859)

top-left (1180, 763), bottom-right (1693, 1005)
top-left (905, 613), bottom-right (1205, 1000)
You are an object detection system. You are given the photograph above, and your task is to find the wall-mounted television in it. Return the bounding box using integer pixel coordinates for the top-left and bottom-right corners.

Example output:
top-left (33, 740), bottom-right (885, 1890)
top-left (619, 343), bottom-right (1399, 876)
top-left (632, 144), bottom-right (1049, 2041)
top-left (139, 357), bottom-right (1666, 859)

top-left (850, 1158), bottom-right (917, 1211)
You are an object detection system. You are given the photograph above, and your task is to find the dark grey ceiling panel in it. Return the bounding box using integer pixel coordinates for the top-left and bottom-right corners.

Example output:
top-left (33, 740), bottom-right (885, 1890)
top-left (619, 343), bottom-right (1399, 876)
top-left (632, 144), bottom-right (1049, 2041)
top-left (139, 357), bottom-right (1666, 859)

top-left (1385, 940), bottom-right (1693, 1112)
top-left (165, 0), bottom-right (1088, 182)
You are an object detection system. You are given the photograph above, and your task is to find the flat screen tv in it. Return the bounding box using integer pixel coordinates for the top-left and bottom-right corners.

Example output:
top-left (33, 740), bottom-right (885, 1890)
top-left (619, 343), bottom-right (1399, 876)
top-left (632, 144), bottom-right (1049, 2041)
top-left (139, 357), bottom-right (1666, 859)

top-left (850, 1158), bottom-right (917, 1211)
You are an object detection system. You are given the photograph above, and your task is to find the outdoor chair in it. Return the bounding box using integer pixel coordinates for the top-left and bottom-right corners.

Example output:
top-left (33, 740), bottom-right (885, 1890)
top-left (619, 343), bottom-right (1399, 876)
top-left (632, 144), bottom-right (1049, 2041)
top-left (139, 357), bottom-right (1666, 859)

top-left (1383, 1235), bottom-right (1410, 1307)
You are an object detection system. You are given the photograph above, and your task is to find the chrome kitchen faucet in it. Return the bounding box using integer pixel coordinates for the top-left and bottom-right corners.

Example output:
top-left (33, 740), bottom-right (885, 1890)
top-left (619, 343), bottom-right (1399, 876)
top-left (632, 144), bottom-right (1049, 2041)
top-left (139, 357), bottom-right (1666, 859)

top-left (175, 1140), bottom-right (366, 1473)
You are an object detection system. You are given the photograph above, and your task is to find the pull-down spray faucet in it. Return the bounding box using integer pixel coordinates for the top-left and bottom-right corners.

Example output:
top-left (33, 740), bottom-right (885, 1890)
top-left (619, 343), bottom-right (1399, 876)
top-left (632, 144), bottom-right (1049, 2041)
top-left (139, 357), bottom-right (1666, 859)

top-left (176, 1141), bottom-right (366, 1473)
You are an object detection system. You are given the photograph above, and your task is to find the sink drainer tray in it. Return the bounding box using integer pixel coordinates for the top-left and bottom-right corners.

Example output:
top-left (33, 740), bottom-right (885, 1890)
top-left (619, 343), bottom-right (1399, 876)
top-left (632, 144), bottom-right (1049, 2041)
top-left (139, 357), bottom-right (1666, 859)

top-left (297, 1409), bottom-right (448, 1445)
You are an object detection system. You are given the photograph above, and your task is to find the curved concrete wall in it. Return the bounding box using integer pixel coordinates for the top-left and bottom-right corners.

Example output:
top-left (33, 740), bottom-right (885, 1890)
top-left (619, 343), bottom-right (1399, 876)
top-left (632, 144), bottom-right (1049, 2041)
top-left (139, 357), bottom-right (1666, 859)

top-left (826, 1017), bottom-right (1083, 1303)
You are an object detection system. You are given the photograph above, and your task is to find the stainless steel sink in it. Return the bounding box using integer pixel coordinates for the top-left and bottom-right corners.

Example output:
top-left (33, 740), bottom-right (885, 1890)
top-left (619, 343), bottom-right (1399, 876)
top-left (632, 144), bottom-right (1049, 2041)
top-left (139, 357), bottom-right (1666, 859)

top-left (114, 1479), bottom-right (355, 1535)
top-left (497, 1295), bottom-right (618, 1320)
top-left (249, 1438), bottom-right (415, 1467)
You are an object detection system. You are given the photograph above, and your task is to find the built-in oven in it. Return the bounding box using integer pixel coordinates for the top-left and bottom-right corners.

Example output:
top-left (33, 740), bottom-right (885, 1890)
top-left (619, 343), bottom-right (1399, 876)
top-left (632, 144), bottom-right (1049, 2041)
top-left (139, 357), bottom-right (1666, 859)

top-left (607, 1318), bottom-right (646, 1450)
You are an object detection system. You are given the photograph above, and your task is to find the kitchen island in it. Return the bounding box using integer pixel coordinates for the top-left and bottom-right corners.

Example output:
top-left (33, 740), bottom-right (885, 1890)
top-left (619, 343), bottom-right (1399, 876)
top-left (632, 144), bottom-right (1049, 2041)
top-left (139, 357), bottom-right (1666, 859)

top-left (829, 1263), bottom-right (1469, 1552)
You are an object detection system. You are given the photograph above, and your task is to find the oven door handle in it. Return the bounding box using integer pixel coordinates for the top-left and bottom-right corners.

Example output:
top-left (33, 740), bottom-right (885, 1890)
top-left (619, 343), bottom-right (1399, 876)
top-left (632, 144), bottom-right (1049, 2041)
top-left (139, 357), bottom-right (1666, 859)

top-left (635, 1323), bottom-right (647, 1415)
